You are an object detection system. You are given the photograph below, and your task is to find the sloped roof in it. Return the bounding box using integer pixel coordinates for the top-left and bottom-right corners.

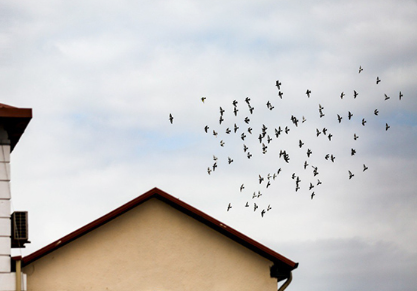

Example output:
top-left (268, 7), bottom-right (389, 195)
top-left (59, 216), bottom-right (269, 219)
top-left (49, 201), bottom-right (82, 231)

top-left (22, 187), bottom-right (298, 278)
top-left (0, 103), bottom-right (32, 152)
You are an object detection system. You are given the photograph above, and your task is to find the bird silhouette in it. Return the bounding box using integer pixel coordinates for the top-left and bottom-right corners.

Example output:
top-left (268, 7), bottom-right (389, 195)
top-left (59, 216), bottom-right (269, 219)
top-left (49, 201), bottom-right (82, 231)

top-left (234, 107), bottom-right (238, 116)
top-left (227, 203), bottom-right (232, 211)
top-left (376, 77), bottom-right (381, 84)
top-left (307, 148), bottom-right (312, 157)
top-left (278, 91), bottom-right (283, 99)
top-left (362, 118), bottom-right (367, 126)
top-left (244, 117), bottom-right (250, 124)
top-left (201, 97), bottom-right (206, 103)
top-left (348, 111), bottom-right (353, 120)
top-left (204, 125), bottom-right (209, 133)
top-left (220, 140), bottom-right (225, 147)
top-left (234, 123), bottom-right (239, 133)
top-left (225, 128), bottom-right (231, 134)
top-left (228, 157), bottom-right (234, 164)
top-left (384, 94), bottom-right (390, 101)
top-left (359, 66), bottom-right (363, 73)
top-left (340, 92), bottom-right (345, 99)
top-left (306, 89), bottom-right (311, 98)
top-left (328, 133), bottom-right (333, 141)
top-left (348, 170), bottom-right (354, 179)
top-left (276, 80), bottom-right (282, 90)
top-left (386, 123), bottom-right (390, 131)
top-left (374, 109), bottom-right (379, 116)
top-left (399, 91), bottom-right (403, 100)
top-left (169, 113), bottom-right (174, 124)
top-left (337, 114), bottom-right (343, 123)
top-left (354, 90), bottom-right (358, 98)
top-left (299, 140), bottom-right (304, 148)
top-left (240, 184), bottom-right (245, 192)
top-left (351, 148), bottom-right (356, 156)
top-left (311, 192), bottom-right (315, 199)
top-left (363, 164), bottom-right (368, 172)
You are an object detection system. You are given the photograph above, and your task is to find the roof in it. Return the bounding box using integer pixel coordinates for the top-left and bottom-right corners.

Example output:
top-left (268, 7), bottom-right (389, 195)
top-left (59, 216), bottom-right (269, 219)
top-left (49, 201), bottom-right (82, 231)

top-left (0, 103), bottom-right (32, 152)
top-left (21, 187), bottom-right (298, 279)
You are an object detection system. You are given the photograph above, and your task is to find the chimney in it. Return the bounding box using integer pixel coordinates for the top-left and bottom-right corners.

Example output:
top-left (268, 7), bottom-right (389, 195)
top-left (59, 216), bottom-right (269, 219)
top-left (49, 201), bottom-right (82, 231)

top-left (0, 103), bottom-right (31, 291)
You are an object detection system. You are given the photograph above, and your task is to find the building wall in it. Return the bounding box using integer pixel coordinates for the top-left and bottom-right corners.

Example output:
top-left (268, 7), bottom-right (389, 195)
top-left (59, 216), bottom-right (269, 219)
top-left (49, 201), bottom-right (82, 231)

top-left (23, 198), bottom-right (277, 291)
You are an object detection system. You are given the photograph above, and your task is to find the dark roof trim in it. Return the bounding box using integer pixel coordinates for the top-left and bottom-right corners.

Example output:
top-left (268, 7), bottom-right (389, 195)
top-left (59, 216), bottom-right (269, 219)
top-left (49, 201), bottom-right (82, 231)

top-left (22, 187), bottom-right (298, 273)
top-left (0, 103), bottom-right (32, 152)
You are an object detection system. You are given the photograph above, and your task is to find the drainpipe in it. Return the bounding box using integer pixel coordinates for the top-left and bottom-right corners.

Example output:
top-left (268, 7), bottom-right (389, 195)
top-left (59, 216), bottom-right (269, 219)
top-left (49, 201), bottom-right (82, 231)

top-left (277, 272), bottom-right (292, 291)
top-left (15, 256), bottom-right (21, 291)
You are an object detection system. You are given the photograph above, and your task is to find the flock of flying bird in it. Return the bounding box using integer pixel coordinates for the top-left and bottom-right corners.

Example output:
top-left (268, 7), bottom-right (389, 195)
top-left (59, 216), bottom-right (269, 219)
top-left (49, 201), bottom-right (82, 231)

top-left (169, 66), bottom-right (403, 217)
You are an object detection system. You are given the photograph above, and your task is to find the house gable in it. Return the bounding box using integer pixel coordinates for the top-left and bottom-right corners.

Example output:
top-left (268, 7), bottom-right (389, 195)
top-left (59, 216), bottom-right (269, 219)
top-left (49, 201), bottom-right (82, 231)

top-left (22, 188), bottom-right (298, 291)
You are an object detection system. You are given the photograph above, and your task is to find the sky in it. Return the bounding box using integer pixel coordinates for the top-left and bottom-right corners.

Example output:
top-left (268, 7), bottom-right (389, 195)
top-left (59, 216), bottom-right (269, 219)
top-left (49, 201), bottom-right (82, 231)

top-left (1, 0), bottom-right (417, 290)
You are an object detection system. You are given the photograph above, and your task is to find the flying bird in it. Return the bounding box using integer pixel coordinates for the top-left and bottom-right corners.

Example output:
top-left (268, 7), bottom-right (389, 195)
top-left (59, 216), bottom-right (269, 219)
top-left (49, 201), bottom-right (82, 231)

top-left (278, 91), bottom-right (283, 99)
top-left (376, 77), bottom-right (381, 84)
top-left (363, 164), bottom-right (368, 172)
top-left (243, 144), bottom-right (248, 152)
top-left (337, 114), bottom-right (342, 123)
top-left (225, 128), bottom-right (231, 134)
top-left (169, 113), bottom-right (174, 124)
top-left (316, 128), bottom-right (321, 137)
top-left (311, 192), bottom-right (315, 199)
top-left (234, 107), bottom-right (238, 116)
top-left (386, 123), bottom-right (390, 131)
top-left (201, 97), bottom-right (206, 103)
top-left (213, 130), bottom-right (218, 137)
top-left (348, 170), bottom-right (354, 179)
top-left (234, 123), bottom-right (239, 133)
top-left (362, 118), bottom-right (367, 126)
top-left (348, 111), bottom-right (353, 120)
top-left (328, 133), bottom-right (333, 141)
top-left (340, 92), bottom-right (345, 99)
top-left (399, 91), bottom-right (403, 100)
top-left (299, 139), bottom-right (304, 148)
top-left (245, 97), bottom-right (251, 104)
top-left (240, 184), bottom-right (245, 192)
top-left (220, 140), bottom-right (225, 147)
top-left (359, 66), bottom-right (363, 73)
top-left (244, 117), bottom-right (250, 124)
top-left (220, 107), bottom-right (225, 115)
top-left (261, 209), bottom-right (266, 217)
top-left (354, 133), bottom-right (359, 140)
top-left (374, 109), bottom-right (379, 116)
top-left (204, 125), bottom-right (209, 133)
top-left (307, 148), bottom-right (312, 158)
top-left (276, 80), bottom-right (282, 90)
top-left (227, 203), bottom-right (232, 211)
top-left (228, 157), bottom-right (234, 164)
top-left (207, 167), bottom-right (211, 175)
top-left (354, 90), bottom-right (358, 98)
top-left (306, 89), bottom-right (311, 98)
top-left (351, 148), bottom-right (356, 156)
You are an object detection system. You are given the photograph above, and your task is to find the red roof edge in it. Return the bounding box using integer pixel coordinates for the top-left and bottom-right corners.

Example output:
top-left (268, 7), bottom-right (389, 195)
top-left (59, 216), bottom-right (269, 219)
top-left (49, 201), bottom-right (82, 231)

top-left (22, 187), bottom-right (298, 273)
top-left (0, 103), bottom-right (32, 152)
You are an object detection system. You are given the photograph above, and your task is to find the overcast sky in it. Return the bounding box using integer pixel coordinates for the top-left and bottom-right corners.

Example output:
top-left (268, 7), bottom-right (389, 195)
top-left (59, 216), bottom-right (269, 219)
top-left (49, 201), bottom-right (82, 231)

top-left (2, 0), bottom-right (417, 290)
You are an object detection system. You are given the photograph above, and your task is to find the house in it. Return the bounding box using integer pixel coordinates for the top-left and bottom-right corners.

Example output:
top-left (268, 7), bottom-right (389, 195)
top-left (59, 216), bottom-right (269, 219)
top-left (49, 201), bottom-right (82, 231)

top-left (0, 103), bottom-right (298, 291)
top-left (0, 103), bottom-right (32, 291)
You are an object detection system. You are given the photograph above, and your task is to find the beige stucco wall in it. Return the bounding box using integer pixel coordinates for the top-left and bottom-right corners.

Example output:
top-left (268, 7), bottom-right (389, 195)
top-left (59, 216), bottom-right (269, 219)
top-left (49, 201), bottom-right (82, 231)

top-left (23, 198), bottom-right (277, 291)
